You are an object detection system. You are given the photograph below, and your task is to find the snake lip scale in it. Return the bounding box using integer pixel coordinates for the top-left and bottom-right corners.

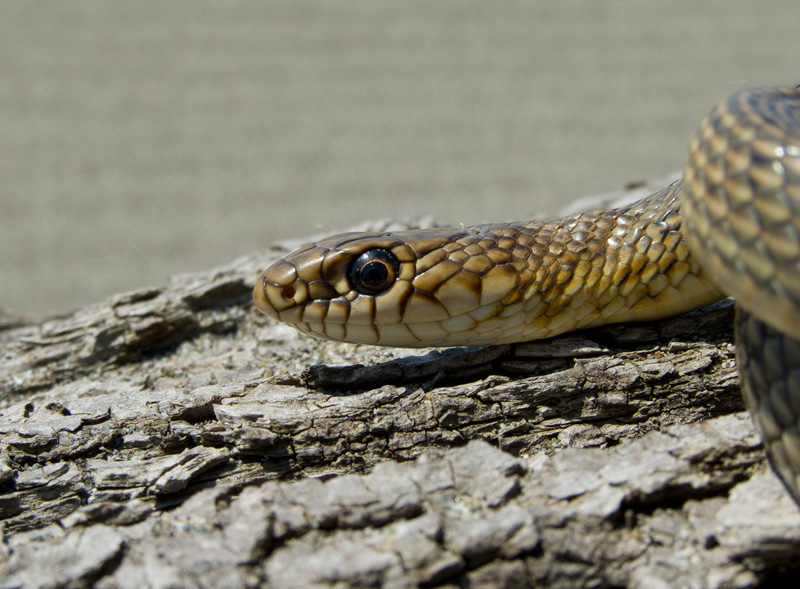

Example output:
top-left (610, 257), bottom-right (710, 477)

top-left (254, 86), bottom-right (800, 507)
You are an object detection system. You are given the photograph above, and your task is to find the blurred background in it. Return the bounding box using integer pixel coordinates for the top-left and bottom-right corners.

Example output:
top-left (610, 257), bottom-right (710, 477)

top-left (2, 1), bottom-right (799, 316)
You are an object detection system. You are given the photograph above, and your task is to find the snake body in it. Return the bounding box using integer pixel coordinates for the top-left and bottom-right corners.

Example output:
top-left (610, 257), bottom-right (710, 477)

top-left (254, 87), bottom-right (800, 505)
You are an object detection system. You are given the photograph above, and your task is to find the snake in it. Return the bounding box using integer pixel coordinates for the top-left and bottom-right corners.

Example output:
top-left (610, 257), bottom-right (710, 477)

top-left (254, 86), bottom-right (800, 506)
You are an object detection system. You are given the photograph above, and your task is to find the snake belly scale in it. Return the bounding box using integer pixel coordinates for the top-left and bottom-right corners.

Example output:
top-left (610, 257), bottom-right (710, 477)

top-left (254, 86), bottom-right (800, 506)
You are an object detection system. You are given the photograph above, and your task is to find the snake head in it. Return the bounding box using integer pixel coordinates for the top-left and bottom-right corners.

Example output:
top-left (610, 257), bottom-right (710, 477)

top-left (253, 227), bottom-right (523, 347)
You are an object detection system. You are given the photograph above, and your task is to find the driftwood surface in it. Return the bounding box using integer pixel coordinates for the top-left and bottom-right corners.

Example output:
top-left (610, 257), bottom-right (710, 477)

top-left (2, 183), bottom-right (800, 588)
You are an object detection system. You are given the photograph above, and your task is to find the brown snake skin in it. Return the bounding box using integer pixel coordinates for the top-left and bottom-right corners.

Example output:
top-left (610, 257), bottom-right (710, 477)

top-left (255, 86), bottom-right (800, 506)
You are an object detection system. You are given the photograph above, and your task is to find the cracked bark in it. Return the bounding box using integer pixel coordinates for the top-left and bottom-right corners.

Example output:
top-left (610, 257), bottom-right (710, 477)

top-left (2, 187), bottom-right (800, 588)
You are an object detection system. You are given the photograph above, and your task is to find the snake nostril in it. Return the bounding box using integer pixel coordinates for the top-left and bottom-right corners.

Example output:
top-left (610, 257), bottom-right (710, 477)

top-left (283, 285), bottom-right (296, 299)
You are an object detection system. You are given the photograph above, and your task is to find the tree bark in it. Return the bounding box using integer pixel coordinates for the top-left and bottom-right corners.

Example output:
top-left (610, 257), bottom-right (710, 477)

top-left (2, 192), bottom-right (799, 588)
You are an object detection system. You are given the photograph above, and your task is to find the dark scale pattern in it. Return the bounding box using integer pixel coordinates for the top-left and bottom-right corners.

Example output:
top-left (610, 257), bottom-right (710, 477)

top-left (683, 87), bottom-right (800, 339)
top-left (736, 308), bottom-right (800, 503)
top-left (681, 86), bottom-right (800, 508)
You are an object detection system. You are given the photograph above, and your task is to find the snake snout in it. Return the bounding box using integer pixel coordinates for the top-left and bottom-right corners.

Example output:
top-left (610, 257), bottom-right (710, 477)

top-left (252, 277), bottom-right (280, 320)
top-left (252, 277), bottom-right (285, 320)
top-left (253, 259), bottom-right (309, 321)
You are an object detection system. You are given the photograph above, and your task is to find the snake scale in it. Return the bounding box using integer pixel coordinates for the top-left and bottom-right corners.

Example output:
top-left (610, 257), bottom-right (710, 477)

top-left (254, 86), bottom-right (800, 506)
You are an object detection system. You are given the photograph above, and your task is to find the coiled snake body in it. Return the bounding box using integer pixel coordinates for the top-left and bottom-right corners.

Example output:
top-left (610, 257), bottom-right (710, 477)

top-left (254, 87), bottom-right (800, 506)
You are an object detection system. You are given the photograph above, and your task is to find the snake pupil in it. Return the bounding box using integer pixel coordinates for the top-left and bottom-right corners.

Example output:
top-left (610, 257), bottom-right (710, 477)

top-left (348, 250), bottom-right (400, 295)
top-left (362, 261), bottom-right (389, 286)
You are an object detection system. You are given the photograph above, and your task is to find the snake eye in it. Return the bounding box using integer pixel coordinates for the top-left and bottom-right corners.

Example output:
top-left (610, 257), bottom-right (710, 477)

top-left (348, 249), bottom-right (400, 295)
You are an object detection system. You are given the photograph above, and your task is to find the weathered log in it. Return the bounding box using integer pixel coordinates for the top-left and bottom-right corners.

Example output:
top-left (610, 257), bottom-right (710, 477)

top-left (1, 202), bottom-right (799, 587)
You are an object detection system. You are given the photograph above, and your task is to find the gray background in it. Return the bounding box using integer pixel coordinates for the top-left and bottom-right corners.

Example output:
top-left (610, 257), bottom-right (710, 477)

top-left (2, 1), bottom-right (799, 316)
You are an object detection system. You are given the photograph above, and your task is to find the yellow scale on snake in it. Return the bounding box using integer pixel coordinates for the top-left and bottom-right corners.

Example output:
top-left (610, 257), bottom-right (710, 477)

top-left (254, 87), bottom-right (800, 506)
